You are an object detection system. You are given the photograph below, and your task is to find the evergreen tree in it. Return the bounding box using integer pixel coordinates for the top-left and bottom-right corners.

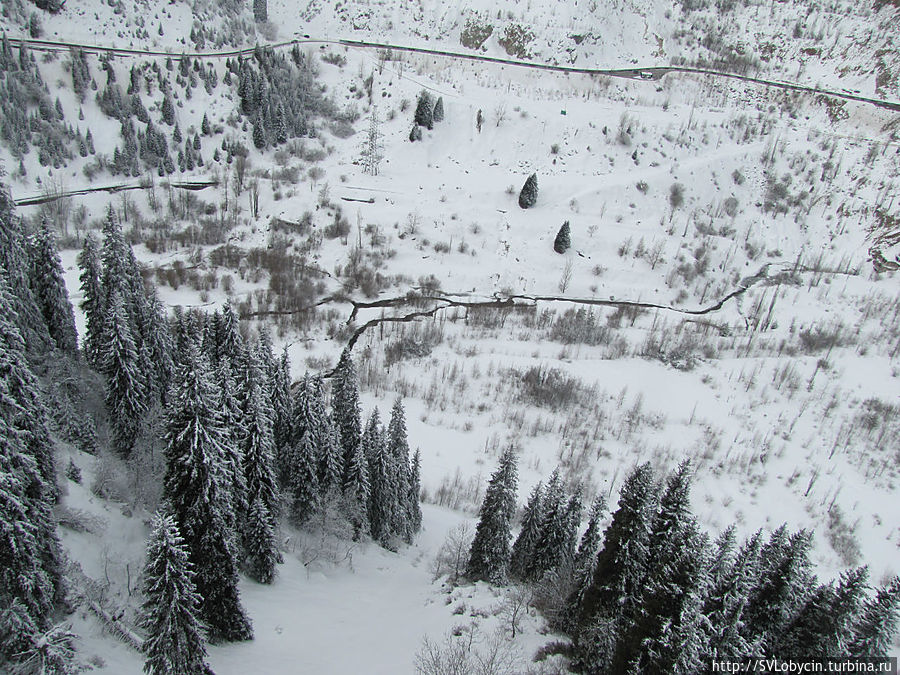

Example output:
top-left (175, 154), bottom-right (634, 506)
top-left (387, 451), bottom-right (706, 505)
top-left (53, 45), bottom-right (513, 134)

top-left (510, 481), bottom-right (545, 580)
top-left (518, 173), bottom-right (538, 209)
top-left (553, 220), bottom-right (571, 254)
top-left (525, 470), bottom-right (566, 580)
top-left (363, 410), bottom-right (392, 547)
top-left (777, 566), bottom-right (869, 658)
top-left (432, 96), bottom-right (444, 122)
top-left (848, 576), bottom-right (900, 658)
top-left (413, 90), bottom-right (434, 130)
top-left (289, 425), bottom-right (320, 525)
top-left (574, 495), bottom-right (607, 575)
top-left (0, 180), bottom-right (51, 357)
top-left (386, 398), bottom-right (413, 542)
top-left (704, 530), bottom-right (763, 659)
top-left (270, 348), bottom-right (292, 472)
top-left (342, 433), bottom-right (370, 541)
top-left (201, 113), bottom-right (211, 136)
top-left (408, 125), bottom-right (422, 143)
top-left (28, 220), bottom-right (78, 353)
top-left (319, 416), bottom-right (344, 496)
top-left (161, 93), bottom-right (175, 126)
top-left (332, 349), bottom-right (362, 480)
top-left (139, 512), bottom-right (214, 675)
top-left (244, 496), bottom-right (278, 584)
top-left (253, 0), bottom-right (268, 22)
top-left (742, 528), bottom-right (815, 653)
top-left (466, 446), bottom-right (518, 583)
top-left (163, 345), bottom-right (253, 643)
top-left (215, 359), bottom-right (247, 557)
top-left (408, 448), bottom-right (423, 536)
top-left (238, 345), bottom-right (280, 530)
top-left (574, 463), bottom-right (657, 671)
top-left (101, 292), bottom-right (146, 458)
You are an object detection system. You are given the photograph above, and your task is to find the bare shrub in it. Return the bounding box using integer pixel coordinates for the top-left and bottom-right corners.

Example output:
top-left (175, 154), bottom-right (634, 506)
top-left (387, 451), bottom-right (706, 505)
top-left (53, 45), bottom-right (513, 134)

top-left (385, 322), bottom-right (444, 366)
top-left (518, 366), bottom-right (584, 410)
top-left (415, 624), bottom-right (521, 675)
top-left (549, 308), bottom-right (609, 346)
top-left (460, 18), bottom-right (494, 50)
top-left (826, 506), bottom-right (861, 566)
top-left (430, 524), bottom-right (472, 584)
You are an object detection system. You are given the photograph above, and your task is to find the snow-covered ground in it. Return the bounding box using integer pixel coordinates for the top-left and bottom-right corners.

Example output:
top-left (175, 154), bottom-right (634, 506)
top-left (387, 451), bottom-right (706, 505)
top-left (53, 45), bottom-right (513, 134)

top-left (3, 0), bottom-right (899, 668)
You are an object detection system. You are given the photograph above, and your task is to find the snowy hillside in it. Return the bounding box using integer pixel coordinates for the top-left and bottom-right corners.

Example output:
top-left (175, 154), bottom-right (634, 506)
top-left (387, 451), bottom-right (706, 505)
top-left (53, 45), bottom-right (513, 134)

top-left (1, 0), bottom-right (899, 672)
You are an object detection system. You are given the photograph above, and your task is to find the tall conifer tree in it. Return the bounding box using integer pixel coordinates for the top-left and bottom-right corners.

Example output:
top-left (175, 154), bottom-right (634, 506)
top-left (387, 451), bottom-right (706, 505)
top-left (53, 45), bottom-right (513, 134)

top-left (467, 446), bottom-right (518, 583)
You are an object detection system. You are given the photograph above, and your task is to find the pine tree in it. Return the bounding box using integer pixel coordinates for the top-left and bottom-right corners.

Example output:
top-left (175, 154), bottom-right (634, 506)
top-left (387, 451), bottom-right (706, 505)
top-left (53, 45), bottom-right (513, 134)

top-left (776, 566), bottom-right (869, 658)
top-left (139, 512), bottom-right (214, 675)
top-left (332, 349), bottom-right (362, 481)
top-left (466, 446), bottom-right (518, 583)
top-left (0, 180), bottom-right (52, 357)
top-left (553, 220), bottom-right (571, 254)
top-left (574, 463), bottom-right (657, 671)
top-left (364, 410), bottom-right (392, 547)
top-left (238, 345), bottom-right (280, 530)
top-left (253, 0), bottom-right (267, 22)
top-left (408, 125), bottom-right (422, 143)
top-left (848, 576), bottom-right (900, 658)
top-left (270, 348), bottom-right (292, 473)
top-left (342, 433), bottom-right (370, 541)
top-left (290, 426), bottom-right (321, 524)
top-left (518, 173), bottom-right (538, 209)
top-left (28, 220), bottom-right (78, 353)
top-left (432, 96), bottom-right (444, 122)
top-left (0, 278), bottom-right (63, 629)
top-left (704, 530), bottom-right (763, 659)
top-left (413, 90), bottom-right (434, 130)
top-left (524, 470), bottom-right (563, 580)
top-left (386, 398), bottom-right (413, 542)
top-left (101, 293), bottom-right (146, 458)
top-left (742, 528), bottom-right (814, 653)
top-left (201, 113), bottom-right (211, 136)
top-left (510, 481), bottom-right (545, 580)
top-left (163, 345), bottom-right (253, 643)
top-left (215, 359), bottom-right (247, 556)
top-left (408, 449), bottom-right (423, 536)
top-left (161, 93), bottom-right (175, 126)
top-left (244, 496), bottom-right (278, 584)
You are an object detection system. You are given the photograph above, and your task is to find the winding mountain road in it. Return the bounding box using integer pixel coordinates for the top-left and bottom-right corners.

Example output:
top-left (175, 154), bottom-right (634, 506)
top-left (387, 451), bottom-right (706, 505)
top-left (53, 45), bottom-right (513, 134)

top-left (3, 34), bottom-right (898, 113)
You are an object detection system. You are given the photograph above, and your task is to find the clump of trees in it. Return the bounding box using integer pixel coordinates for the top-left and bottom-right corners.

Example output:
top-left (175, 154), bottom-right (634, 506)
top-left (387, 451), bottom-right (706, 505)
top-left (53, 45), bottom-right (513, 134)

top-left (459, 455), bottom-right (900, 674)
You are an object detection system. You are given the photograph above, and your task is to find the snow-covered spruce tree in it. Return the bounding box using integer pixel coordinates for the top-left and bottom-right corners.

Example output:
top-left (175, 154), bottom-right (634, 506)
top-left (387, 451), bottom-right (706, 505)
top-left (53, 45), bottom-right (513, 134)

top-left (0, 277), bottom-right (64, 628)
top-left (237, 346), bottom-right (281, 579)
top-left (0, 180), bottom-right (52, 358)
top-left (510, 481), bottom-right (545, 580)
top-left (525, 470), bottom-right (570, 581)
top-left (162, 344), bottom-right (253, 643)
top-left (848, 576), bottom-right (900, 658)
top-left (215, 359), bottom-right (247, 555)
top-left (270, 348), bottom-right (292, 469)
top-left (741, 528), bottom-right (814, 653)
top-left (332, 349), bottom-right (362, 479)
top-left (413, 90), bottom-right (434, 130)
top-left (408, 448), bottom-right (423, 536)
top-left (616, 520), bottom-right (710, 675)
top-left (573, 462), bottom-right (658, 671)
top-left (432, 96), bottom-right (444, 123)
top-left (609, 464), bottom-right (707, 674)
top-left (77, 234), bottom-right (103, 368)
top-left (139, 512), bottom-right (214, 675)
top-left (408, 125), bottom-right (422, 143)
top-left (28, 220), bottom-right (78, 354)
top-left (518, 173), bottom-right (538, 209)
top-left (161, 93), bottom-right (175, 126)
top-left (319, 416), bottom-right (344, 497)
top-left (253, 0), bottom-right (267, 23)
top-left (703, 530), bottom-right (763, 659)
top-left (342, 432), bottom-right (370, 541)
top-left (244, 495), bottom-right (278, 584)
top-left (560, 494), bottom-right (607, 632)
top-left (466, 445), bottom-right (518, 583)
top-left (363, 409), bottom-right (392, 547)
top-left (553, 220), bottom-right (571, 254)
top-left (101, 292), bottom-right (147, 458)
top-left (775, 565), bottom-right (869, 659)
top-left (386, 398), bottom-right (413, 542)
top-left (290, 426), bottom-right (321, 525)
